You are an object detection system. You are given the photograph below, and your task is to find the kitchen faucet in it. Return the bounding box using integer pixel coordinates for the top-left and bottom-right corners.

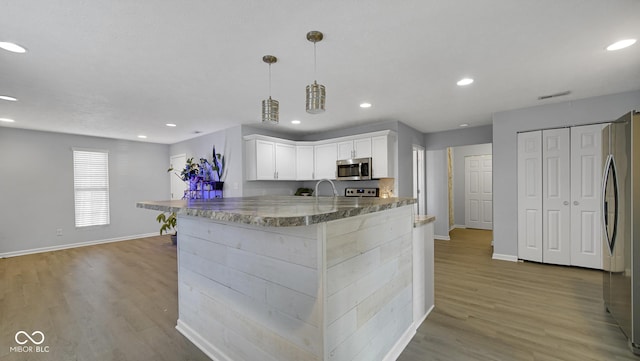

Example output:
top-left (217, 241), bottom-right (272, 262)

top-left (315, 179), bottom-right (338, 197)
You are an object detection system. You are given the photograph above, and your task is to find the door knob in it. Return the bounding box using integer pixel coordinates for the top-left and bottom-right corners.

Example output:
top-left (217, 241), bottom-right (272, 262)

top-left (574, 201), bottom-right (580, 206)
top-left (563, 201), bottom-right (569, 206)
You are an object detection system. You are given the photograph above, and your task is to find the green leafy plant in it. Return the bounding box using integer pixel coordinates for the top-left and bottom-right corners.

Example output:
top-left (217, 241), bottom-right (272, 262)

top-left (156, 212), bottom-right (177, 235)
top-left (167, 157), bottom-right (200, 182)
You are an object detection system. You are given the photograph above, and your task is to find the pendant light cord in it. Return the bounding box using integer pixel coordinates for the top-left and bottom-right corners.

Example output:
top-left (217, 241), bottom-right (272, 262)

top-left (268, 63), bottom-right (272, 98)
top-left (313, 42), bottom-right (318, 80)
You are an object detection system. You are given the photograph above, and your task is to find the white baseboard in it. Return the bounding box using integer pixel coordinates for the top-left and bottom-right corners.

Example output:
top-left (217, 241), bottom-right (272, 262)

top-left (0, 232), bottom-right (157, 258)
top-left (492, 253), bottom-right (518, 262)
top-left (453, 224), bottom-right (466, 229)
top-left (176, 320), bottom-right (230, 361)
top-left (434, 235), bottom-right (450, 241)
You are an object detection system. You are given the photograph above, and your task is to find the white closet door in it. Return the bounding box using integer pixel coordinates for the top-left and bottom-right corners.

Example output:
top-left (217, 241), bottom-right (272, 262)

top-left (542, 129), bottom-right (571, 266)
top-left (518, 131), bottom-right (543, 262)
top-left (570, 124), bottom-right (605, 269)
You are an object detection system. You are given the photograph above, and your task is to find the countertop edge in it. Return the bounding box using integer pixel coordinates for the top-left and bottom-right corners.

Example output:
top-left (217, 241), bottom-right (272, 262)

top-left (413, 215), bottom-right (436, 227)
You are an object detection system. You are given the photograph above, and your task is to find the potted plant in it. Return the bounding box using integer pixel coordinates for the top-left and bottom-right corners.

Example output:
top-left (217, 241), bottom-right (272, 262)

top-left (156, 212), bottom-right (177, 245)
top-left (199, 146), bottom-right (226, 191)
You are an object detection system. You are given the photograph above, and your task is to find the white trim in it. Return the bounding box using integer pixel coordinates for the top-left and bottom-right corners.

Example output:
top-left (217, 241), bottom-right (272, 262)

top-left (453, 224), bottom-right (466, 229)
top-left (382, 303), bottom-right (435, 361)
top-left (0, 233), bottom-right (157, 258)
top-left (434, 234), bottom-right (451, 241)
top-left (492, 253), bottom-right (519, 262)
top-left (176, 319), bottom-right (230, 361)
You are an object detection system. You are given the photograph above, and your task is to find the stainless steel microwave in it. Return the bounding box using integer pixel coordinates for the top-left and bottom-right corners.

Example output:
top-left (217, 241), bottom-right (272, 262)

top-left (336, 157), bottom-right (372, 180)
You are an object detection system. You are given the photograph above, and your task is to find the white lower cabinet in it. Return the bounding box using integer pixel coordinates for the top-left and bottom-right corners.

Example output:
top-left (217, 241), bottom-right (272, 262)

top-left (517, 124), bottom-right (606, 269)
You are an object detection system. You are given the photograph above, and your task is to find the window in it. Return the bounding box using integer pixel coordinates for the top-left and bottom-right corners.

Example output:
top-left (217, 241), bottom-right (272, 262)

top-left (73, 149), bottom-right (110, 227)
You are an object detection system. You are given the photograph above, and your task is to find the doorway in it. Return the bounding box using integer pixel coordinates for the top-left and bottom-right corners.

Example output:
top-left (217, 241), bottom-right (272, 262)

top-left (169, 154), bottom-right (187, 200)
top-left (412, 145), bottom-right (425, 215)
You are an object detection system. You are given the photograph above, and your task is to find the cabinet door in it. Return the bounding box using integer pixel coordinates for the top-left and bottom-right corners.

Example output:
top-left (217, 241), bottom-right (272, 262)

top-left (314, 143), bottom-right (337, 179)
top-left (570, 124), bottom-right (605, 269)
top-left (255, 140), bottom-right (276, 180)
top-left (354, 138), bottom-right (372, 158)
top-left (275, 143), bottom-right (297, 180)
top-left (542, 128), bottom-right (571, 266)
top-left (337, 141), bottom-right (354, 160)
top-left (371, 135), bottom-right (390, 178)
top-left (296, 146), bottom-right (315, 180)
top-left (517, 131), bottom-right (543, 262)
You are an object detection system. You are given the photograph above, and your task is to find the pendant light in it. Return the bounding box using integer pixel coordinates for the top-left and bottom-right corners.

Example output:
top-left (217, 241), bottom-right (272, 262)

top-left (262, 55), bottom-right (279, 124)
top-left (306, 31), bottom-right (325, 114)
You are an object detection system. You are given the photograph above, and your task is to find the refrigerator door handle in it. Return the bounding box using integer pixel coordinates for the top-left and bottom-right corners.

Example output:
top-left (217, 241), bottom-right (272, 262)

top-left (602, 154), bottom-right (619, 256)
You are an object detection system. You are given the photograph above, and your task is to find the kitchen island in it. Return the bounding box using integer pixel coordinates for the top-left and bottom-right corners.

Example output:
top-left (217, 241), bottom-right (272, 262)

top-left (137, 196), bottom-right (434, 361)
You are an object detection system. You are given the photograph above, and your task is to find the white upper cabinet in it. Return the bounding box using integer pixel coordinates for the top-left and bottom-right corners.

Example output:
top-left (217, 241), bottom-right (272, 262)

top-left (245, 138), bottom-right (297, 180)
top-left (244, 130), bottom-right (395, 181)
top-left (314, 143), bottom-right (338, 179)
top-left (337, 138), bottom-right (372, 160)
top-left (296, 145), bottom-right (315, 180)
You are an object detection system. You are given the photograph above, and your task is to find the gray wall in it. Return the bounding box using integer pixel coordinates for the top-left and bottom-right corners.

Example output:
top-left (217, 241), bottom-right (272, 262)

top-left (492, 90), bottom-right (640, 259)
top-left (452, 143), bottom-right (492, 228)
top-left (0, 128), bottom-right (169, 255)
top-left (424, 124), bottom-right (492, 150)
top-left (397, 122), bottom-right (426, 198)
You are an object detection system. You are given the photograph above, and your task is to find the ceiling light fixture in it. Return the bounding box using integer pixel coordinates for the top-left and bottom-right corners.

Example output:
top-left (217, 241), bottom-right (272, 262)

top-left (291, 120), bottom-right (301, 125)
top-left (137, 135), bottom-right (147, 139)
top-left (262, 55), bottom-right (279, 124)
top-left (306, 31), bottom-right (326, 114)
top-left (166, 123), bottom-right (177, 127)
top-left (0, 95), bottom-right (18, 101)
top-left (459, 123), bottom-right (469, 127)
top-left (0, 42), bottom-right (27, 53)
top-left (0, 118), bottom-right (16, 123)
top-left (606, 39), bottom-right (637, 51)
top-left (360, 103), bottom-right (372, 108)
top-left (457, 78), bottom-right (474, 86)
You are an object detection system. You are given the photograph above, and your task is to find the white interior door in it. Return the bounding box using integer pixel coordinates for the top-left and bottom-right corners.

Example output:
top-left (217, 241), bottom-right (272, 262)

top-left (570, 124), bottom-right (605, 269)
top-left (542, 129), bottom-right (571, 266)
top-left (170, 154), bottom-right (187, 200)
top-left (518, 131), bottom-right (543, 262)
top-left (465, 155), bottom-right (492, 230)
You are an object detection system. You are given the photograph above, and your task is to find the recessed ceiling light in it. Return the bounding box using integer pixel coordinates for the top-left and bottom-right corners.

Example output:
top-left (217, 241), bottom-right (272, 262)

top-left (166, 123), bottom-right (177, 127)
top-left (606, 39), bottom-right (637, 51)
top-left (457, 78), bottom-right (474, 86)
top-left (0, 95), bottom-right (18, 102)
top-left (459, 123), bottom-right (469, 127)
top-left (291, 120), bottom-right (301, 125)
top-left (0, 42), bottom-right (27, 53)
top-left (137, 135), bottom-right (147, 139)
top-left (0, 118), bottom-right (16, 123)
top-left (360, 102), bottom-right (372, 108)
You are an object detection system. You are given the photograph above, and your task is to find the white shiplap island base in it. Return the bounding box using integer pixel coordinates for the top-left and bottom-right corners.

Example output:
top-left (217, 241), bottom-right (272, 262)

top-left (137, 196), bottom-right (434, 361)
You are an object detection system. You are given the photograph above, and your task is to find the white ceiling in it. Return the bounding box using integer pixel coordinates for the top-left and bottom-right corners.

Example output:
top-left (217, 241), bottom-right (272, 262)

top-left (1, 0), bottom-right (639, 144)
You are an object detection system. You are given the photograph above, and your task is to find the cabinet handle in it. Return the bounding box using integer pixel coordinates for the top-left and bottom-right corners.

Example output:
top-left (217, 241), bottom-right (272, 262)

top-left (563, 201), bottom-right (569, 206)
top-left (573, 201), bottom-right (579, 206)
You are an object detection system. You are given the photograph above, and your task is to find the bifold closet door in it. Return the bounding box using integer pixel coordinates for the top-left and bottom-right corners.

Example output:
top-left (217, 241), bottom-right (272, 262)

top-left (570, 124), bottom-right (605, 269)
top-left (542, 128), bottom-right (571, 266)
top-left (517, 131), bottom-right (543, 262)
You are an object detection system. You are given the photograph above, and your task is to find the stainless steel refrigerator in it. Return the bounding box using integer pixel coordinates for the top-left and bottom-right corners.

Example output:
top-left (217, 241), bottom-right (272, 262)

top-left (603, 110), bottom-right (640, 354)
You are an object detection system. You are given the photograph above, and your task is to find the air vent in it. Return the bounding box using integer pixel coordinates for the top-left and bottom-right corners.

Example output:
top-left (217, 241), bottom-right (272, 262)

top-left (538, 91), bottom-right (571, 100)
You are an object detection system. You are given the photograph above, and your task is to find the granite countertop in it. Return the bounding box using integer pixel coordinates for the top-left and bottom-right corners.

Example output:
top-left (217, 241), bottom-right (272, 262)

top-left (137, 196), bottom-right (416, 227)
top-left (414, 215), bottom-right (436, 227)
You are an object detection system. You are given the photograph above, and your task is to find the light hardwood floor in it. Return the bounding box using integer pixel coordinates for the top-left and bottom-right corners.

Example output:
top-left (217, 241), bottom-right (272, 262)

top-left (398, 228), bottom-right (638, 361)
top-left (0, 230), bottom-right (637, 361)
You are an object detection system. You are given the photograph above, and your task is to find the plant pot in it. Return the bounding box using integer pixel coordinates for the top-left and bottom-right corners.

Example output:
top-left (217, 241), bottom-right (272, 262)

top-left (212, 181), bottom-right (224, 191)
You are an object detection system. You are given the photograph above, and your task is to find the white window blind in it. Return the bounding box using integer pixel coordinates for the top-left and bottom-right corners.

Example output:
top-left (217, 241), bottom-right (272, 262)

top-left (73, 149), bottom-right (110, 227)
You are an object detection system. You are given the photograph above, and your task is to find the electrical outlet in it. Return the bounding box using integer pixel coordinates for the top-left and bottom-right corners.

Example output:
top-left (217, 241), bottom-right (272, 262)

top-left (56, 228), bottom-right (63, 236)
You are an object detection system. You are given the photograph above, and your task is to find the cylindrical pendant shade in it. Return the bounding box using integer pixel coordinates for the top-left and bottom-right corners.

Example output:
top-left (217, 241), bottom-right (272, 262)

top-left (306, 81), bottom-right (326, 114)
top-left (262, 97), bottom-right (279, 124)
